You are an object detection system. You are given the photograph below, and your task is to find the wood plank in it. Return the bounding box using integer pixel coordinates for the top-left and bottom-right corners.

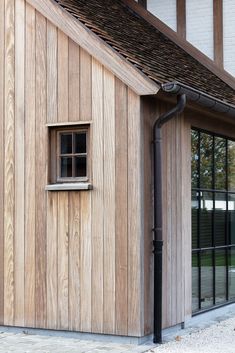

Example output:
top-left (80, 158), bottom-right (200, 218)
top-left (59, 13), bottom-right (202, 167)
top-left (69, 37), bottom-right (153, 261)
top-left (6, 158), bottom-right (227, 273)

top-left (47, 20), bottom-right (58, 124)
top-left (127, 89), bottom-right (143, 336)
top-left (35, 11), bottom-right (47, 328)
top-left (80, 191), bottom-right (92, 332)
top-left (24, 2), bottom-right (36, 328)
top-left (0, 0), bottom-right (5, 325)
top-left (68, 192), bottom-right (80, 331)
top-left (80, 48), bottom-right (92, 121)
top-left (213, 0), bottom-right (223, 67)
top-left (4, 0), bottom-right (15, 326)
top-left (115, 78), bottom-right (128, 336)
top-left (14, 0), bottom-right (25, 327)
top-left (91, 58), bottom-right (104, 333)
top-left (25, 0), bottom-right (159, 95)
top-left (69, 39), bottom-right (80, 122)
top-left (57, 192), bottom-right (69, 330)
top-left (58, 30), bottom-right (68, 123)
top-left (103, 69), bottom-right (115, 334)
top-left (177, 0), bottom-right (186, 39)
top-left (46, 192), bottom-right (58, 329)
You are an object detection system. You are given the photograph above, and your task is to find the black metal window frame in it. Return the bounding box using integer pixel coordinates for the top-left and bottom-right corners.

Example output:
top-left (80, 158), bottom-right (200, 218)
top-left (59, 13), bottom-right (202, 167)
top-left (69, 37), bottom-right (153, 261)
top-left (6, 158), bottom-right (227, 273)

top-left (191, 127), bottom-right (235, 315)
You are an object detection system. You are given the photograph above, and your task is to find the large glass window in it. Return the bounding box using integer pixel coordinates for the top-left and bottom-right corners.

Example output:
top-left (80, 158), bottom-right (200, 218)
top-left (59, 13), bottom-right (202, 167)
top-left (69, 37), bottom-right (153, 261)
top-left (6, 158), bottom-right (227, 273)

top-left (192, 128), bottom-right (235, 313)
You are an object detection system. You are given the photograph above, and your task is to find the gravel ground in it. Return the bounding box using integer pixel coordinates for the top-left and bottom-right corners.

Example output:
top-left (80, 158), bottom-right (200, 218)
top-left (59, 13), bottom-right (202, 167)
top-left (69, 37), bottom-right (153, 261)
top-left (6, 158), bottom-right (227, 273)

top-left (149, 316), bottom-right (235, 353)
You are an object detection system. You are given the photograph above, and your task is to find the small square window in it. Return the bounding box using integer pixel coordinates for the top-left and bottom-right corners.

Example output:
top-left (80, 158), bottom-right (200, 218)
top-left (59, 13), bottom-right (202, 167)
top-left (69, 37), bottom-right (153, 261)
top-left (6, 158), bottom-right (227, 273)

top-left (49, 126), bottom-right (89, 184)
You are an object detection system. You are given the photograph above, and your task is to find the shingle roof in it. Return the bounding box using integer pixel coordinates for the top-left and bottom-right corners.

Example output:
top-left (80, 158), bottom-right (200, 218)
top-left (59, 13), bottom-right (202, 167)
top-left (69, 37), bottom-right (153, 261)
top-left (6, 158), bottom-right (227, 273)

top-left (54, 0), bottom-right (235, 106)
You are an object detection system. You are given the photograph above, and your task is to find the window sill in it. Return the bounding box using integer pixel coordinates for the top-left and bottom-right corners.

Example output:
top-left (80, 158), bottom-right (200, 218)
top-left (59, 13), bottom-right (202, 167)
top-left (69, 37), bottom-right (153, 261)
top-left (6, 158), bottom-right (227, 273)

top-left (45, 183), bottom-right (93, 191)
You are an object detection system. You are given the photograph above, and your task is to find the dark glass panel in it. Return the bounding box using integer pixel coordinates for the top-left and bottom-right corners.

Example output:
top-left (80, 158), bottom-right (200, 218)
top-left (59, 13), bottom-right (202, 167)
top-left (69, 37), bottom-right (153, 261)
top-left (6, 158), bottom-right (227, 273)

top-left (75, 156), bottom-right (87, 177)
top-left (75, 133), bottom-right (86, 154)
top-left (214, 137), bottom-right (226, 190)
top-left (215, 249), bottom-right (226, 304)
top-left (200, 133), bottom-right (213, 189)
top-left (201, 250), bottom-right (213, 309)
top-left (61, 134), bottom-right (72, 154)
top-left (191, 130), bottom-right (199, 188)
top-left (228, 140), bottom-right (235, 191)
top-left (228, 194), bottom-right (235, 245)
top-left (200, 192), bottom-right (213, 248)
top-left (61, 157), bottom-right (72, 178)
top-left (215, 193), bottom-right (226, 246)
top-left (229, 248), bottom-right (235, 300)
top-left (192, 252), bottom-right (199, 312)
top-left (192, 191), bottom-right (199, 250)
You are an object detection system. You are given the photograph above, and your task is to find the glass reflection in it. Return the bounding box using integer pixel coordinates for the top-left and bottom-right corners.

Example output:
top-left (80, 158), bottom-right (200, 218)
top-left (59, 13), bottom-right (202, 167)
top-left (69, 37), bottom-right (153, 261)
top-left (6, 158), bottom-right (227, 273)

top-left (228, 194), bottom-right (235, 245)
top-left (200, 133), bottom-right (213, 189)
top-left (192, 191), bottom-right (199, 250)
top-left (214, 137), bottom-right (226, 190)
top-left (61, 134), bottom-right (72, 154)
top-left (192, 130), bottom-right (199, 188)
top-left (192, 253), bottom-right (199, 312)
top-left (61, 157), bottom-right (72, 178)
top-left (215, 193), bottom-right (226, 246)
top-left (228, 140), bottom-right (235, 191)
top-left (229, 248), bottom-right (235, 300)
top-left (215, 250), bottom-right (226, 304)
top-left (201, 251), bottom-right (213, 309)
top-left (200, 192), bottom-right (213, 248)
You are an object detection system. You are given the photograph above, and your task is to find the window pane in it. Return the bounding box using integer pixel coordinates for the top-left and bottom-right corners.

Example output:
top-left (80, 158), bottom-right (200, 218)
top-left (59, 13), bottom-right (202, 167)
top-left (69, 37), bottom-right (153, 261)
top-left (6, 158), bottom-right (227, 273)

top-left (215, 249), bottom-right (226, 304)
top-left (228, 140), bottom-right (235, 191)
top-left (61, 134), bottom-right (72, 154)
top-left (228, 194), bottom-right (235, 245)
top-left (229, 248), bottom-right (235, 300)
top-left (215, 193), bottom-right (226, 246)
top-left (61, 157), bottom-right (72, 178)
top-left (191, 130), bottom-right (199, 188)
top-left (192, 252), bottom-right (199, 312)
top-left (75, 133), bottom-right (86, 154)
top-left (192, 191), bottom-right (199, 249)
top-left (201, 250), bottom-right (213, 309)
top-left (200, 133), bottom-right (213, 189)
top-left (200, 192), bottom-right (213, 248)
top-left (75, 157), bottom-right (87, 177)
top-left (214, 137), bottom-right (226, 190)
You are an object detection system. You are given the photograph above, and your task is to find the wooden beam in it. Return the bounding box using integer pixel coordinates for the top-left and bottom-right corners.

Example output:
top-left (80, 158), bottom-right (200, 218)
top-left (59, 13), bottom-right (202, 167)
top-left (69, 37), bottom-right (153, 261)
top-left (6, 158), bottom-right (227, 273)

top-left (138, 0), bottom-right (146, 9)
top-left (213, 0), bottom-right (223, 68)
top-left (26, 0), bottom-right (159, 96)
top-left (123, 0), bottom-right (235, 90)
top-left (177, 0), bottom-right (186, 39)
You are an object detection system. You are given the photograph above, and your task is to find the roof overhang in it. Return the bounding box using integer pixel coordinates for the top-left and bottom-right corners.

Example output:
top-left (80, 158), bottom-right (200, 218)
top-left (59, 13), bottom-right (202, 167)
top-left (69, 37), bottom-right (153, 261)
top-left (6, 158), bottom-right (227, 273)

top-left (26, 0), bottom-right (160, 96)
top-left (162, 82), bottom-right (235, 118)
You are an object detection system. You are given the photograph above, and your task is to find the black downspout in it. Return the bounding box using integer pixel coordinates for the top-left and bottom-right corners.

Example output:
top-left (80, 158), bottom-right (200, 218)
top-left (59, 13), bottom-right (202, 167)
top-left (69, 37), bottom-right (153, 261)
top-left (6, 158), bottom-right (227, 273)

top-left (153, 94), bottom-right (186, 344)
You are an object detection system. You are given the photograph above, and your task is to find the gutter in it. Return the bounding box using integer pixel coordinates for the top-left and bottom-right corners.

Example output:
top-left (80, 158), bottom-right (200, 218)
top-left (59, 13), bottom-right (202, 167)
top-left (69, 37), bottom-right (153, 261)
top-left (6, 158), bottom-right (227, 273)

top-left (153, 81), bottom-right (235, 344)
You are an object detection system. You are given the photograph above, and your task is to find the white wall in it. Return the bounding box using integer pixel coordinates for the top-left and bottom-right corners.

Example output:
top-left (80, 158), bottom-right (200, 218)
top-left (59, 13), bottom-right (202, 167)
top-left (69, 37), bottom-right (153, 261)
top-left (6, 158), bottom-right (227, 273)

top-left (147, 0), bottom-right (177, 31)
top-left (223, 0), bottom-right (235, 76)
top-left (186, 0), bottom-right (214, 59)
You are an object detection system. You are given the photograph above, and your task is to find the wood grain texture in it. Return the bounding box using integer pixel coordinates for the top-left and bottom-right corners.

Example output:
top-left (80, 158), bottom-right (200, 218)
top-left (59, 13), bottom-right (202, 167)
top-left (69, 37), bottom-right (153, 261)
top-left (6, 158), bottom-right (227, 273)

top-left (91, 58), bottom-right (104, 333)
top-left (47, 20), bottom-right (58, 124)
top-left (115, 78), bottom-right (128, 335)
top-left (0, 0), bottom-right (5, 325)
top-left (68, 192), bottom-right (80, 331)
top-left (24, 2), bottom-right (36, 328)
top-left (4, 0), bottom-right (15, 326)
top-left (57, 192), bottom-right (69, 330)
top-left (103, 68), bottom-right (115, 334)
top-left (25, 0), bottom-right (159, 95)
top-left (58, 30), bottom-right (69, 123)
top-left (46, 192), bottom-right (58, 329)
top-left (69, 39), bottom-right (80, 122)
top-left (35, 11), bottom-right (47, 328)
top-left (127, 89), bottom-right (143, 336)
top-left (80, 48), bottom-right (92, 121)
top-left (213, 0), bottom-right (223, 67)
top-left (14, 0), bottom-right (25, 327)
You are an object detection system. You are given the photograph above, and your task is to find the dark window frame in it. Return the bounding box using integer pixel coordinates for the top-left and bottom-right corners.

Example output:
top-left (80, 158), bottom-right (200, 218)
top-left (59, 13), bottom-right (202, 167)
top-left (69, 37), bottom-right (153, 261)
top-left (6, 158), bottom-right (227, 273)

top-left (49, 126), bottom-right (89, 184)
top-left (191, 127), bottom-right (235, 315)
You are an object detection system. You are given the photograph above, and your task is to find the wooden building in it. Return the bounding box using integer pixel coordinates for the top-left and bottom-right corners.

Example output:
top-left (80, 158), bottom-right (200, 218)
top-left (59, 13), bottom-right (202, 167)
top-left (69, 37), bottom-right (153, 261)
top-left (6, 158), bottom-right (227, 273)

top-left (1, 0), bottom-right (235, 342)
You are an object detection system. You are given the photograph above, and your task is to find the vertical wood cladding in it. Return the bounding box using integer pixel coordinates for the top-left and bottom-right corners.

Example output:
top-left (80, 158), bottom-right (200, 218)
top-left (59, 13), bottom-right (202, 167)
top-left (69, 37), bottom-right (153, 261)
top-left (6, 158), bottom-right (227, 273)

top-left (0, 0), bottom-right (144, 337)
